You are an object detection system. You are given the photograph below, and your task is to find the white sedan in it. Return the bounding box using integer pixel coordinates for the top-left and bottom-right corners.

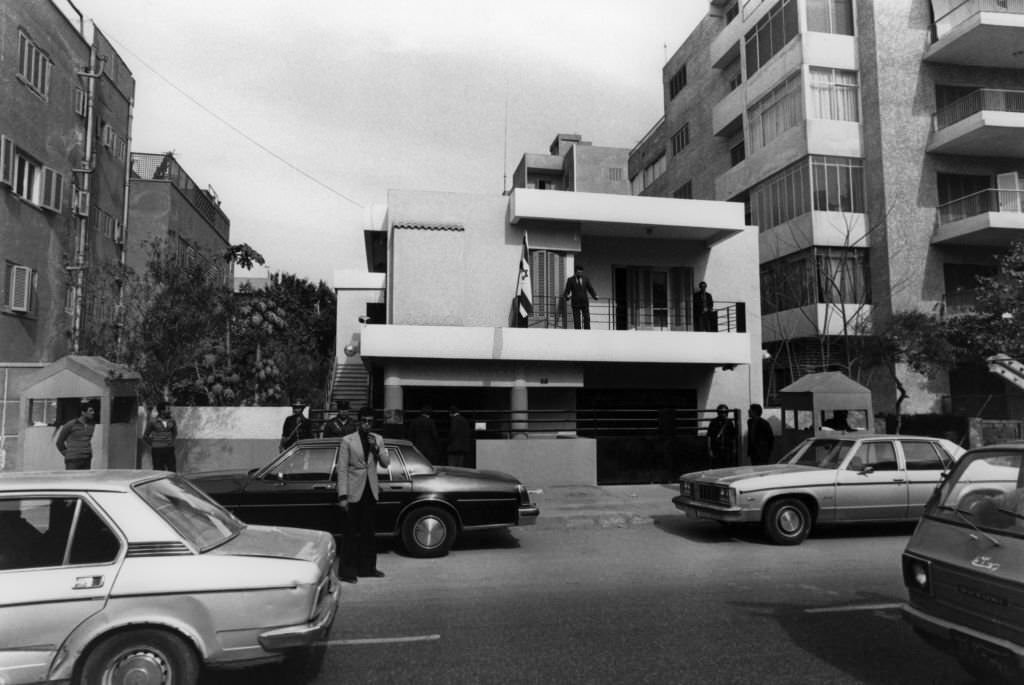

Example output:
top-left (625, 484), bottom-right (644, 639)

top-left (0, 470), bottom-right (340, 685)
top-left (673, 434), bottom-right (965, 545)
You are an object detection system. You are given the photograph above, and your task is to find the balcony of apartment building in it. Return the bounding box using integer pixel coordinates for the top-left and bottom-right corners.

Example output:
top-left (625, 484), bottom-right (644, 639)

top-left (358, 189), bottom-right (754, 370)
top-left (925, 0), bottom-right (1024, 68)
top-left (130, 153), bottom-right (230, 241)
top-left (933, 183), bottom-right (1024, 246)
top-left (927, 88), bottom-right (1024, 158)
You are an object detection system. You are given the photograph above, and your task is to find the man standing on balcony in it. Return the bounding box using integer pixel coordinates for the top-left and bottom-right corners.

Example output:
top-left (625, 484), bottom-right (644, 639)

top-left (693, 281), bottom-right (715, 332)
top-left (563, 264), bottom-right (599, 329)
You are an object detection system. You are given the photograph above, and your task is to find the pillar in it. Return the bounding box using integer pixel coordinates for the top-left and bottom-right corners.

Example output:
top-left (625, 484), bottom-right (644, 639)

top-left (510, 370), bottom-right (528, 439)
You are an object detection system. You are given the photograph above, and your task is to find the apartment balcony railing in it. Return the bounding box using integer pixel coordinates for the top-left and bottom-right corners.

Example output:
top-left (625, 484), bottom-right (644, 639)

top-left (933, 88), bottom-right (1024, 130)
top-left (931, 0), bottom-right (1024, 42)
top-left (130, 153), bottom-right (230, 239)
top-left (937, 188), bottom-right (1024, 224)
top-left (522, 295), bottom-right (746, 333)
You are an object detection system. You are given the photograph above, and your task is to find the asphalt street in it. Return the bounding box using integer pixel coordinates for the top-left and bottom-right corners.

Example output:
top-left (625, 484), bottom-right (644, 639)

top-left (207, 511), bottom-right (977, 685)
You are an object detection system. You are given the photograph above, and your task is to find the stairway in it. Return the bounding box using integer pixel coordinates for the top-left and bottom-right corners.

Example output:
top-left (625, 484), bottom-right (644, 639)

top-left (329, 360), bottom-right (369, 410)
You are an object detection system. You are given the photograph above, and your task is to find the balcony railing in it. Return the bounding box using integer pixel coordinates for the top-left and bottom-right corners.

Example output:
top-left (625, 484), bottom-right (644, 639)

top-left (931, 0), bottom-right (1024, 42)
top-left (938, 188), bottom-right (1024, 224)
top-left (130, 153), bottom-right (230, 239)
top-left (933, 88), bottom-right (1024, 130)
top-left (520, 295), bottom-right (747, 333)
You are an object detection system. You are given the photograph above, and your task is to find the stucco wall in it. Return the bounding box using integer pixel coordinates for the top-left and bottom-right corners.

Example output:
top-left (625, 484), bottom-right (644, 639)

top-left (476, 437), bottom-right (596, 488)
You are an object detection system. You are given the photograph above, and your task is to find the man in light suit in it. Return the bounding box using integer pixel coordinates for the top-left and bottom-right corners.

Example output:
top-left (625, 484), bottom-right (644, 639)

top-left (563, 264), bottom-right (599, 329)
top-left (336, 406), bottom-right (390, 582)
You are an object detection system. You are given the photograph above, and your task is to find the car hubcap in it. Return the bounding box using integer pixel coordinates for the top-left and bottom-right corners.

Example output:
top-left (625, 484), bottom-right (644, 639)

top-left (413, 516), bottom-right (447, 549)
top-left (105, 649), bottom-right (169, 685)
top-left (778, 508), bottom-right (803, 535)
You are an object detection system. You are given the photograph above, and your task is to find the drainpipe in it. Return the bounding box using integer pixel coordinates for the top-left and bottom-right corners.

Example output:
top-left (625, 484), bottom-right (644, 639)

top-left (115, 89), bottom-right (135, 362)
top-left (71, 41), bottom-right (106, 353)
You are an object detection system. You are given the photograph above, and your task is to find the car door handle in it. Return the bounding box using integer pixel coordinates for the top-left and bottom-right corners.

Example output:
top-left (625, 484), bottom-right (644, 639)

top-left (73, 575), bottom-right (104, 590)
top-left (892, 478), bottom-right (906, 483)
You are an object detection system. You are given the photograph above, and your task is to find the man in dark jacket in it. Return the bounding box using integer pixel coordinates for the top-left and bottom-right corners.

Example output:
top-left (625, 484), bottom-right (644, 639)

top-left (280, 401), bottom-right (313, 451)
top-left (746, 403), bottom-right (775, 465)
top-left (322, 400), bottom-right (356, 437)
top-left (693, 281), bottom-right (715, 331)
top-left (563, 265), bottom-right (599, 330)
top-left (407, 405), bottom-right (441, 462)
top-left (143, 402), bottom-right (178, 471)
top-left (56, 398), bottom-right (97, 470)
top-left (446, 406), bottom-right (473, 467)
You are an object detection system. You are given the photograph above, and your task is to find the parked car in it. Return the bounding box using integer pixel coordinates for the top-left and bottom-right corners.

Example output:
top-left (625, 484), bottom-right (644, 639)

top-left (902, 444), bottom-right (1024, 684)
top-left (187, 437), bottom-right (539, 558)
top-left (672, 434), bottom-right (965, 545)
top-left (0, 470), bottom-right (339, 685)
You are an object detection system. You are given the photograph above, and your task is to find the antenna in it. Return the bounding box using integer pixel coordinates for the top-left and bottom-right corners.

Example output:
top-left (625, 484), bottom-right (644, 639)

top-left (503, 90), bottom-right (509, 193)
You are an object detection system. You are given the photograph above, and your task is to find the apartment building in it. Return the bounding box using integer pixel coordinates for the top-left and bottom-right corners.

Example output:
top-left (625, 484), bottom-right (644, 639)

top-left (333, 184), bottom-right (760, 484)
top-left (0, 1), bottom-right (133, 462)
top-left (126, 152), bottom-right (232, 285)
top-left (630, 0), bottom-right (1024, 416)
top-left (510, 133), bottom-right (631, 195)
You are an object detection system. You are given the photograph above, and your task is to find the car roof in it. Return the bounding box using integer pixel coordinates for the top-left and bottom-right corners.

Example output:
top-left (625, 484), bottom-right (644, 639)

top-left (0, 469), bottom-right (169, 493)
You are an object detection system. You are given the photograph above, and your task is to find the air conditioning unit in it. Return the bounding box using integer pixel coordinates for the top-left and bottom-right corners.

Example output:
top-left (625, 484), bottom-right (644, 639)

top-left (74, 189), bottom-right (90, 217)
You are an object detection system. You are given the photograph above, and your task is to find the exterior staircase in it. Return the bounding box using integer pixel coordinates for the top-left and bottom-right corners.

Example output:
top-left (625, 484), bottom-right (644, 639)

top-left (328, 359), bottom-right (369, 410)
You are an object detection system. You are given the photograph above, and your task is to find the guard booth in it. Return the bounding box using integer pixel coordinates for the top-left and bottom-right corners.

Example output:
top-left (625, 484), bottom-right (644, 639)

top-left (777, 372), bottom-right (874, 453)
top-left (16, 356), bottom-right (140, 471)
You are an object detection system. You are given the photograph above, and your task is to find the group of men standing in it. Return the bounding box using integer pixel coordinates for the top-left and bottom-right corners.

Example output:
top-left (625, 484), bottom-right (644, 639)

top-left (406, 404), bottom-right (472, 467)
top-left (56, 398), bottom-right (178, 472)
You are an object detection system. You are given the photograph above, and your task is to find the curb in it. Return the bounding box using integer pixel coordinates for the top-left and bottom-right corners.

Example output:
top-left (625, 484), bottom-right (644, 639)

top-left (531, 511), bottom-right (658, 530)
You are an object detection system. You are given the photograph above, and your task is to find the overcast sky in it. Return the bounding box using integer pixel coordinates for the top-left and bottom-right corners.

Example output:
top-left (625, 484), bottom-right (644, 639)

top-left (75, 1), bottom-right (706, 284)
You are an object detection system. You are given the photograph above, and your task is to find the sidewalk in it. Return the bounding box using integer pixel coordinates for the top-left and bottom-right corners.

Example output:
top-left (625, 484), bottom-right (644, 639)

top-left (527, 483), bottom-right (680, 530)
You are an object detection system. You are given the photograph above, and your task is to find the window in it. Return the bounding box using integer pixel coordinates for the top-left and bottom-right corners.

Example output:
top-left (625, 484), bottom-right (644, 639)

top-left (669, 65), bottom-right (688, 99)
top-left (671, 124), bottom-right (690, 155)
top-left (750, 158), bottom-right (812, 230)
top-left (744, 0), bottom-right (798, 78)
top-left (607, 167), bottom-right (624, 181)
top-left (673, 181), bottom-right (693, 199)
top-left (74, 88), bottom-right (87, 117)
top-left (631, 155), bottom-right (667, 194)
top-left (807, 0), bottom-right (854, 35)
top-left (17, 31), bottom-right (52, 98)
top-left (857, 442), bottom-right (898, 471)
top-left (901, 440), bottom-right (953, 471)
top-left (270, 446), bottom-right (338, 481)
top-left (529, 249), bottom-right (568, 326)
top-left (29, 398), bottom-right (58, 426)
top-left (6, 263), bottom-right (35, 313)
top-left (760, 247), bottom-right (870, 314)
top-left (747, 73), bottom-right (802, 153)
top-left (809, 68), bottom-right (859, 121)
top-left (943, 263), bottom-right (994, 313)
top-left (811, 155), bottom-right (864, 212)
top-left (1, 136), bottom-right (62, 212)
top-left (730, 140), bottom-right (746, 167)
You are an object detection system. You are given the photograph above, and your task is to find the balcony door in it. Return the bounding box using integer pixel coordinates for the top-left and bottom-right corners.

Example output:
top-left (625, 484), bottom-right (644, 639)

top-left (997, 172), bottom-right (1020, 212)
top-left (613, 267), bottom-right (692, 331)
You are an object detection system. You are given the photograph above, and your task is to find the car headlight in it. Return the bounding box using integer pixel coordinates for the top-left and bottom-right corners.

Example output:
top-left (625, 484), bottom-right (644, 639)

top-left (680, 480), bottom-right (693, 498)
top-left (902, 554), bottom-right (931, 594)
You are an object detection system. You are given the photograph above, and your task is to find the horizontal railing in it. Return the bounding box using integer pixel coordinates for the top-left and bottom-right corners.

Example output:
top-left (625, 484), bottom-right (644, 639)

top-left (931, 0), bottom-right (1024, 42)
top-left (933, 88), bottom-right (1024, 129)
top-left (937, 188), bottom-right (1024, 224)
top-left (521, 295), bottom-right (746, 333)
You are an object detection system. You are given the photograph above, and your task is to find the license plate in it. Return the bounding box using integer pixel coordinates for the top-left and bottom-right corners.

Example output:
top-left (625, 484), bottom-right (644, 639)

top-left (952, 631), bottom-right (1018, 681)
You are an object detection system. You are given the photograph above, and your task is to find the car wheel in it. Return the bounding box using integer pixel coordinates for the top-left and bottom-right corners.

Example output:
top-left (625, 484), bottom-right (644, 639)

top-left (763, 498), bottom-right (812, 545)
top-left (79, 628), bottom-right (198, 685)
top-left (401, 505), bottom-right (457, 558)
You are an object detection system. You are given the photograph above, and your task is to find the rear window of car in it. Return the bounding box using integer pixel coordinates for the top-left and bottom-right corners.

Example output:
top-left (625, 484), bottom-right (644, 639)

top-left (0, 496), bottom-right (120, 571)
top-left (135, 476), bottom-right (243, 551)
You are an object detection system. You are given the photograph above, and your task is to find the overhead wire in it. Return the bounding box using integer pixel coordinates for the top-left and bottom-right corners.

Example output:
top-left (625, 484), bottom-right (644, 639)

top-left (103, 32), bottom-right (364, 209)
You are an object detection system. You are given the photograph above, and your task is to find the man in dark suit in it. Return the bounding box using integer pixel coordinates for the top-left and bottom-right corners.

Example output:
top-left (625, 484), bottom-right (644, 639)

top-left (336, 406), bottom-right (390, 582)
top-left (563, 264), bottom-right (599, 329)
top-left (446, 405), bottom-right (473, 467)
top-left (279, 400), bottom-right (312, 451)
top-left (406, 404), bottom-right (441, 462)
top-left (746, 403), bottom-right (775, 465)
top-left (693, 281), bottom-right (715, 331)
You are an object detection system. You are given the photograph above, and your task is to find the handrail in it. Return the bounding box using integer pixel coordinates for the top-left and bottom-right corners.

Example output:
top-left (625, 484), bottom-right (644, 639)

top-left (931, 0), bottom-right (1024, 42)
top-left (932, 88), bottom-right (1024, 130)
top-left (519, 295), bottom-right (746, 333)
top-left (937, 187), bottom-right (1024, 224)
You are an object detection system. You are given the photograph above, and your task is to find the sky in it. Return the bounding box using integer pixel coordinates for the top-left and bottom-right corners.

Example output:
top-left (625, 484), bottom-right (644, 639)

top-left (74, 1), bottom-right (706, 284)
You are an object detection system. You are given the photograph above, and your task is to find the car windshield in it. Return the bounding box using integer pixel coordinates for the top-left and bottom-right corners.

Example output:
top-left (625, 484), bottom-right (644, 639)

top-left (135, 475), bottom-right (243, 551)
top-left (781, 438), bottom-right (854, 469)
top-left (929, 450), bottom-right (1024, 536)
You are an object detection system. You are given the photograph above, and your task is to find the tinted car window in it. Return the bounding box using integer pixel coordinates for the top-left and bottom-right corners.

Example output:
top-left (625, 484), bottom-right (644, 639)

top-left (0, 497), bottom-right (107, 571)
top-left (271, 446), bottom-right (337, 481)
top-left (69, 502), bottom-right (120, 565)
top-left (902, 440), bottom-right (947, 471)
top-left (378, 448), bottom-right (409, 482)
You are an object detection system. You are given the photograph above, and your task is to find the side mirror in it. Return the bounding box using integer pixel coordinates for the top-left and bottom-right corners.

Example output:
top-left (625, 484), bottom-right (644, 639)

top-left (861, 465), bottom-right (875, 475)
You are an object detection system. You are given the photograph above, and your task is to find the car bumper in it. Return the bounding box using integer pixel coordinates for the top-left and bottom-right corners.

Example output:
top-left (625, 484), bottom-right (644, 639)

top-left (902, 602), bottom-right (1024, 671)
top-left (257, 581), bottom-right (341, 652)
top-left (671, 495), bottom-right (756, 523)
top-left (518, 504), bottom-right (540, 526)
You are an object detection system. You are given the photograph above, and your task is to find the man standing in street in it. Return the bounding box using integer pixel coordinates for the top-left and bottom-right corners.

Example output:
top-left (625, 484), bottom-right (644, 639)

top-left (706, 403), bottom-right (737, 467)
top-left (143, 401), bottom-right (178, 471)
top-left (746, 403), bottom-right (775, 466)
top-left (446, 405), bottom-right (473, 468)
top-left (56, 398), bottom-right (97, 470)
top-left (280, 400), bottom-right (312, 451)
top-left (336, 406), bottom-right (390, 582)
top-left (563, 264), bottom-right (599, 330)
top-left (407, 404), bottom-right (441, 462)
top-left (322, 400), bottom-right (356, 437)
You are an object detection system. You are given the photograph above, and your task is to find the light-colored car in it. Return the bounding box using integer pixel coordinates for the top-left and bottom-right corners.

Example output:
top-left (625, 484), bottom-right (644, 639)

top-left (673, 434), bottom-right (965, 545)
top-left (902, 444), bottom-right (1024, 684)
top-left (0, 470), bottom-right (340, 685)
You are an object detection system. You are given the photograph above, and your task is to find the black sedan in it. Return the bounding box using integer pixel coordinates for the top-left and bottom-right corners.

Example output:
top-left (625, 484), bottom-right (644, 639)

top-left (187, 438), bottom-right (539, 557)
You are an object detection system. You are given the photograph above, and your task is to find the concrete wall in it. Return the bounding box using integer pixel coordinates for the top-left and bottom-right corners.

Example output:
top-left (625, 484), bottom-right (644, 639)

top-left (166, 406), bottom-right (292, 474)
top-left (476, 437), bottom-right (596, 488)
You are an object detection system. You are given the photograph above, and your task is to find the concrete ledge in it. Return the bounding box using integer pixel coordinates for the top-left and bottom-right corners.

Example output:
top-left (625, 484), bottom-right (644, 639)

top-left (476, 437), bottom-right (596, 488)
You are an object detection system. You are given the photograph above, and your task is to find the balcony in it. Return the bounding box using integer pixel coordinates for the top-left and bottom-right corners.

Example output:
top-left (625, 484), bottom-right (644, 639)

top-left (522, 295), bottom-right (746, 333)
top-left (925, 0), bottom-right (1024, 68)
top-left (927, 89), bottom-right (1024, 157)
top-left (933, 188), bottom-right (1024, 246)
